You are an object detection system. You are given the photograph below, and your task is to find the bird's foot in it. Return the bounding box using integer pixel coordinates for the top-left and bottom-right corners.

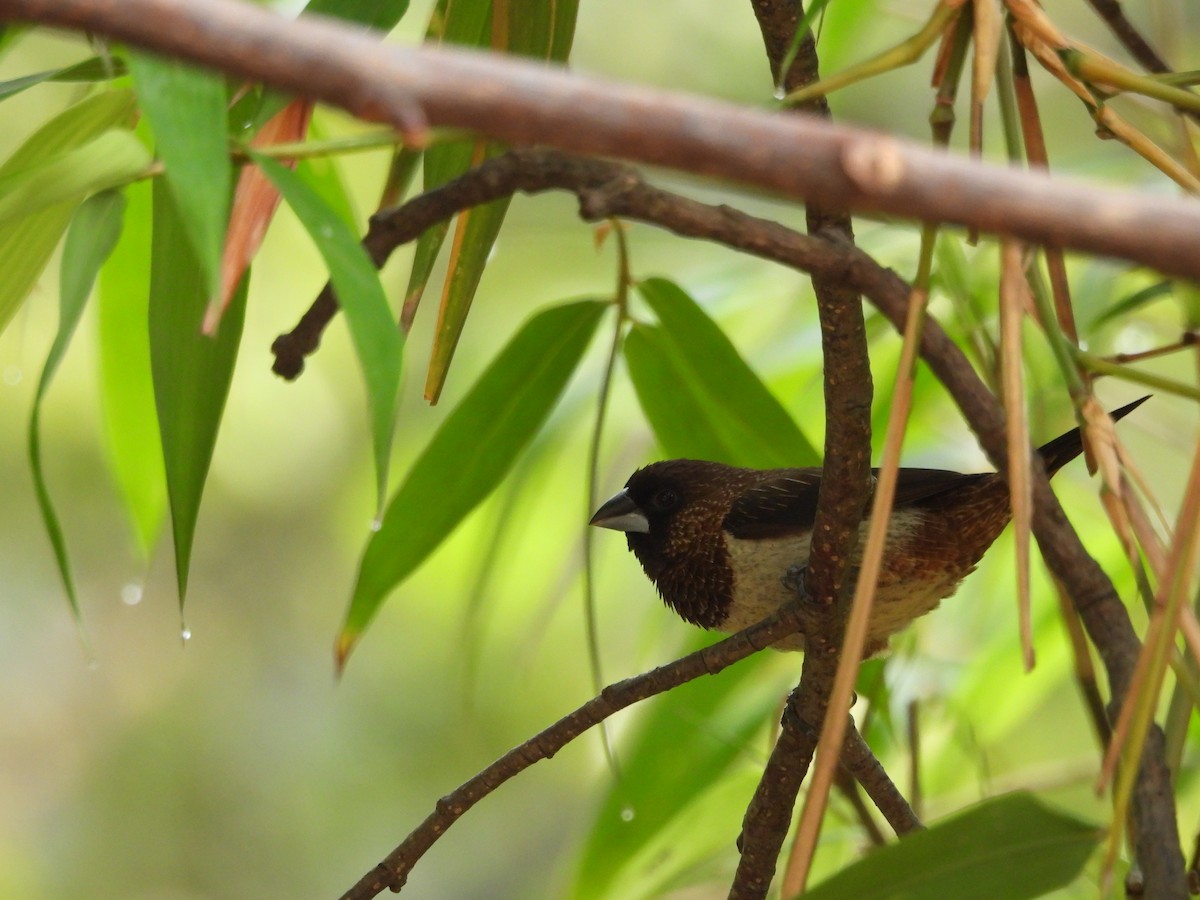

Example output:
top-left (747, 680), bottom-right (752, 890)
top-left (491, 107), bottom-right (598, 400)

top-left (781, 563), bottom-right (811, 600)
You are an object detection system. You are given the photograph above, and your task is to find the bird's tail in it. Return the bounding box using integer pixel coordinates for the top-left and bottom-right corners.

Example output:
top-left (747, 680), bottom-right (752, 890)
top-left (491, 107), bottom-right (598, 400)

top-left (1036, 395), bottom-right (1150, 476)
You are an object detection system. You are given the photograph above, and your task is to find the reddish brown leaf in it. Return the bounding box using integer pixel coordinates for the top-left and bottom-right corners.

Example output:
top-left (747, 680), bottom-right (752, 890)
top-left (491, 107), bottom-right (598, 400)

top-left (204, 98), bottom-right (313, 334)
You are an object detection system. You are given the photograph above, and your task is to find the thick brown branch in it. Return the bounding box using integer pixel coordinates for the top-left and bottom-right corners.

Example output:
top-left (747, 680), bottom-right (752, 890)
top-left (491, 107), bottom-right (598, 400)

top-left (5, 0), bottom-right (1200, 280)
top-left (732, 5), bottom-right (874, 896)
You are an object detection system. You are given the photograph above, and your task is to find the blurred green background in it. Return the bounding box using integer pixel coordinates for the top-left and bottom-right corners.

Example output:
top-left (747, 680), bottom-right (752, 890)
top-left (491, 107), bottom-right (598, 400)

top-left (1, 1), bottom-right (1198, 897)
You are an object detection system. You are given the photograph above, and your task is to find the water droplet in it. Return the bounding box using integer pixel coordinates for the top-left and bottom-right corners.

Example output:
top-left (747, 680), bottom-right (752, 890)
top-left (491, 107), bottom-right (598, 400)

top-left (3, 365), bottom-right (22, 385)
top-left (181, 627), bottom-right (192, 642)
top-left (620, 806), bottom-right (635, 822)
top-left (773, 85), bottom-right (786, 101)
top-left (120, 582), bottom-right (143, 606)
top-left (370, 517), bottom-right (383, 533)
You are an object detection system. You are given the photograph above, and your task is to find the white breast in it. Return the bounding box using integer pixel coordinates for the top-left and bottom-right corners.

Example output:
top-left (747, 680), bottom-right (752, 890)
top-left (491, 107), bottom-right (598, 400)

top-left (720, 509), bottom-right (936, 651)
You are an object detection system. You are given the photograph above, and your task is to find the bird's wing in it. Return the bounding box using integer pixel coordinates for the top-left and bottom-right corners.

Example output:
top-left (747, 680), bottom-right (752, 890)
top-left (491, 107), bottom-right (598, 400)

top-left (722, 469), bottom-right (823, 539)
top-left (723, 467), bottom-right (988, 539)
top-left (890, 467), bottom-right (987, 506)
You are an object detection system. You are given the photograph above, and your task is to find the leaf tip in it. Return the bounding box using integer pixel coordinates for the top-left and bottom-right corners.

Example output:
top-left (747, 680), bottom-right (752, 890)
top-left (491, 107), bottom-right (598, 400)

top-left (334, 629), bottom-right (358, 676)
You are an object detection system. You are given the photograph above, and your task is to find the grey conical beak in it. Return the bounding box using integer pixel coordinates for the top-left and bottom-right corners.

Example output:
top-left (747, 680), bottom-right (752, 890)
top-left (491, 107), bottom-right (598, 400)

top-left (589, 488), bottom-right (650, 534)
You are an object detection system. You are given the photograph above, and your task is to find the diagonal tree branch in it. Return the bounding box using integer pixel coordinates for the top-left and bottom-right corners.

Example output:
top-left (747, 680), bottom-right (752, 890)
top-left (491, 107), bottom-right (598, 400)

top-left (314, 146), bottom-right (1183, 896)
top-left (4, 0), bottom-right (1200, 280)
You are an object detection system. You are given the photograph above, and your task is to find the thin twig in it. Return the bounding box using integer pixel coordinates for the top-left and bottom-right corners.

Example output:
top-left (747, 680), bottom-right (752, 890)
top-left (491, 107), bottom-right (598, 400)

top-left (339, 604), bottom-right (807, 899)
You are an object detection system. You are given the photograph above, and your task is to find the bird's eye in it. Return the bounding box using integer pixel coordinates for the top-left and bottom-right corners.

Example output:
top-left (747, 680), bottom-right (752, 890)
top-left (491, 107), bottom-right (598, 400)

top-left (650, 488), bottom-right (679, 511)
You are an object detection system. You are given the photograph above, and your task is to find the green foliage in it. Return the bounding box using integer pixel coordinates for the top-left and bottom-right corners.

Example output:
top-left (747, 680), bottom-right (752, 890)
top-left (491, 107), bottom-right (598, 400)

top-left (252, 152), bottom-right (402, 512)
top-left (804, 793), bottom-right (1099, 900)
top-left (28, 190), bottom-right (125, 619)
top-left (148, 180), bottom-right (246, 604)
top-left (98, 178), bottom-right (166, 558)
top-left (627, 278), bottom-right (819, 467)
top-left (410, 0), bottom-right (580, 402)
top-left (128, 52), bottom-right (231, 307)
top-left (338, 299), bottom-right (607, 665)
top-left (0, 55), bottom-right (127, 101)
top-left (0, 89), bottom-right (136, 334)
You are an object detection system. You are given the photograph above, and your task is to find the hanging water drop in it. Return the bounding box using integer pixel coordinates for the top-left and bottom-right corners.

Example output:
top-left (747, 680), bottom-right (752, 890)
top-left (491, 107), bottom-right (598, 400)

top-left (620, 806), bottom-right (635, 822)
top-left (370, 516), bottom-right (383, 533)
top-left (181, 627), bottom-right (192, 642)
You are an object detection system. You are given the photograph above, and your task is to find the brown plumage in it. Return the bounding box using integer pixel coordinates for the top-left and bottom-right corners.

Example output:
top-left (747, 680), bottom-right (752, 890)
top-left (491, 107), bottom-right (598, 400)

top-left (590, 397), bottom-right (1147, 653)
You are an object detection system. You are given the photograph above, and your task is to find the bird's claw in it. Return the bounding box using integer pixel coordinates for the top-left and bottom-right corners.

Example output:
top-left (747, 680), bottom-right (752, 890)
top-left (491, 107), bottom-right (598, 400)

top-left (781, 563), bottom-right (810, 600)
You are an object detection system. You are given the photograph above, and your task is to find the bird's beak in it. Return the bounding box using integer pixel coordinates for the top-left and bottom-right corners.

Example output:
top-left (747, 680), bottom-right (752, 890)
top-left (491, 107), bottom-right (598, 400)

top-left (589, 488), bottom-right (650, 534)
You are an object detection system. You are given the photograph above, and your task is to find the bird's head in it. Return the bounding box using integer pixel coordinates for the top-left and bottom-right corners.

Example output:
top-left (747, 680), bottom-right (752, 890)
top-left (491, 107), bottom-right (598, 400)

top-left (590, 459), bottom-right (743, 577)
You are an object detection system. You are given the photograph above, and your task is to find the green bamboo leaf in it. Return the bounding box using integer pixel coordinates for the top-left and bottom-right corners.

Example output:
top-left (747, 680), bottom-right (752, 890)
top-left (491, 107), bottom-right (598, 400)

top-left (1091, 279), bottom-right (1174, 330)
top-left (624, 323), bottom-right (734, 462)
top-left (98, 178), bottom-right (165, 558)
top-left (302, 0), bottom-right (411, 29)
top-left (401, 0), bottom-right (492, 338)
top-left (337, 299), bottom-right (607, 668)
top-left (29, 190), bottom-right (126, 620)
top-left (574, 648), bottom-right (773, 899)
top-left (423, 186), bottom-right (510, 402)
top-left (251, 151), bottom-right (402, 511)
top-left (506, 0), bottom-right (580, 60)
top-left (149, 179), bottom-right (246, 604)
top-left (804, 793), bottom-right (1099, 900)
top-left (129, 51), bottom-right (231, 306)
top-left (0, 129), bottom-right (150, 228)
top-left (417, 0), bottom-right (581, 402)
top-left (634, 278), bottom-right (819, 466)
top-left (0, 56), bottom-right (127, 102)
top-left (0, 89), bottom-right (136, 335)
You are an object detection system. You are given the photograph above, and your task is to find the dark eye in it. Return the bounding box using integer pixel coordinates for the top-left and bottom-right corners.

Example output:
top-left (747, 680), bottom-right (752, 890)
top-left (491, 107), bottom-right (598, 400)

top-left (650, 488), bottom-right (679, 512)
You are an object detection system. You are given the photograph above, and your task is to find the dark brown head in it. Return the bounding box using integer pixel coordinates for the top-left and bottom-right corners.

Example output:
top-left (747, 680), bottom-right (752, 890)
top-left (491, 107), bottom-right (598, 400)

top-left (589, 460), bottom-right (753, 626)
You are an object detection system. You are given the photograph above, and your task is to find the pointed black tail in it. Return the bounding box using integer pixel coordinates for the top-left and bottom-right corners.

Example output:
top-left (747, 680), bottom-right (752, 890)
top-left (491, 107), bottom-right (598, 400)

top-left (1035, 395), bottom-right (1150, 476)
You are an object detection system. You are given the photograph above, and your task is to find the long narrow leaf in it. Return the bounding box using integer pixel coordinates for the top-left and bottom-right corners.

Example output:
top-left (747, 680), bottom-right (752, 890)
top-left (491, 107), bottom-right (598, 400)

top-left (623, 323), bottom-right (734, 462)
top-left (0, 129), bottom-right (149, 228)
top-left (419, 0), bottom-right (581, 401)
top-left (129, 51), bottom-right (231, 305)
top-left (637, 277), bottom-right (818, 467)
top-left (302, 0), bottom-right (411, 29)
top-left (149, 180), bottom-right (246, 604)
top-left (804, 793), bottom-right (1098, 900)
top-left (337, 299), bottom-right (607, 668)
top-left (0, 56), bottom-right (128, 102)
top-left (98, 178), bottom-right (166, 557)
top-left (401, 0), bottom-right (491, 337)
top-left (29, 190), bottom-right (126, 619)
top-left (251, 151), bottom-right (402, 512)
top-left (0, 89), bottom-right (136, 334)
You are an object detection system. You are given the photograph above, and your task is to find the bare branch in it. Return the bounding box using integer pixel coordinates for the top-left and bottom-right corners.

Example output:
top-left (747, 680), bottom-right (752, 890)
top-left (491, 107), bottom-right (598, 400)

top-left (4, 0), bottom-right (1200, 279)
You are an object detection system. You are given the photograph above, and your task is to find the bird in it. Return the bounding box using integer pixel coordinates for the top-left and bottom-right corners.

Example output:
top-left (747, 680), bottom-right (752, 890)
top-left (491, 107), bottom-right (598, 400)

top-left (590, 397), bottom-right (1147, 654)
